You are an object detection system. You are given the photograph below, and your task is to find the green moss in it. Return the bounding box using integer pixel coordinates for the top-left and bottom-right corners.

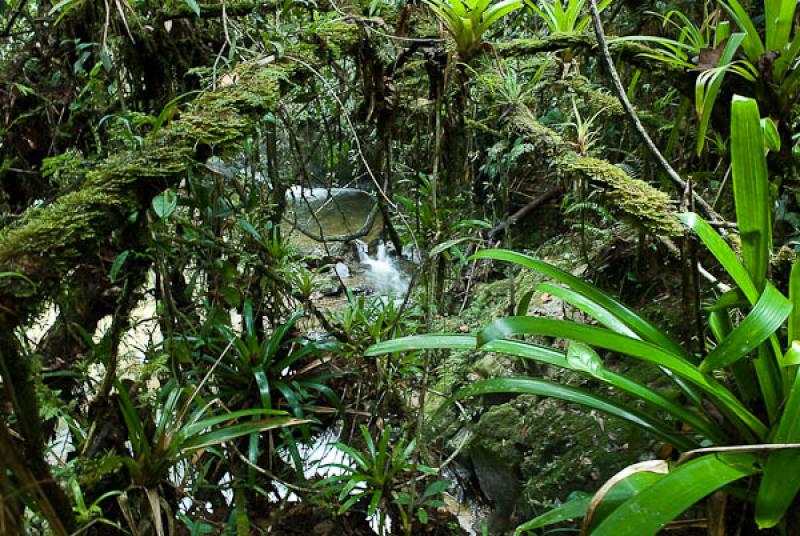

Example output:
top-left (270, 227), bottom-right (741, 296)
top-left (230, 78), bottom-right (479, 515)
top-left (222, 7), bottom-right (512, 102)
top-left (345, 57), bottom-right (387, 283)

top-left (518, 393), bottom-right (654, 512)
top-left (0, 22), bottom-right (364, 324)
top-left (496, 33), bottom-right (594, 57)
top-left (560, 155), bottom-right (682, 236)
top-left (41, 149), bottom-right (89, 189)
top-left (307, 18), bottom-right (362, 59)
top-left (559, 76), bottom-right (668, 130)
top-left (513, 106), bottom-right (564, 148)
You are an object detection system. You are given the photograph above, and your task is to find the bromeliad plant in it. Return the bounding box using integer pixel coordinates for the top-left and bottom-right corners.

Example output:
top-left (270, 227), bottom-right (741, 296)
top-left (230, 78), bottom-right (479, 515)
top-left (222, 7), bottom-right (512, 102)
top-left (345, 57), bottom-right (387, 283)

top-left (317, 424), bottom-right (446, 536)
top-left (612, 8), bottom-right (756, 154)
top-left (526, 0), bottom-right (611, 34)
top-left (117, 380), bottom-right (302, 534)
top-left (368, 96), bottom-right (800, 533)
top-left (615, 0), bottom-right (800, 153)
top-left (425, 0), bottom-right (523, 59)
top-left (210, 301), bottom-right (340, 419)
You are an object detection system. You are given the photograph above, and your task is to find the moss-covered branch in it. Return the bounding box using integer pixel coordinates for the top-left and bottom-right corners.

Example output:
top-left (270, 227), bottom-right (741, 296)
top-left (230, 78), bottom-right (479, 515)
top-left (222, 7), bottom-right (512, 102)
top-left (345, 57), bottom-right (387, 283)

top-left (512, 107), bottom-right (682, 236)
top-left (0, 18), bottom-right (362, 327)
top-left (157, 1), bottom-right (279, 20)
top-left (495, 33), bottom-right (687, 77)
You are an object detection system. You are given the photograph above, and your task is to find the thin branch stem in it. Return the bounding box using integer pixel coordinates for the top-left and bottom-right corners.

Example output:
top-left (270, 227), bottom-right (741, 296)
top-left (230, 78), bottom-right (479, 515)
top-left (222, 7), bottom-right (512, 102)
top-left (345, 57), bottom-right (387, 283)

top-left (588, 0), bottom-right (722, 223)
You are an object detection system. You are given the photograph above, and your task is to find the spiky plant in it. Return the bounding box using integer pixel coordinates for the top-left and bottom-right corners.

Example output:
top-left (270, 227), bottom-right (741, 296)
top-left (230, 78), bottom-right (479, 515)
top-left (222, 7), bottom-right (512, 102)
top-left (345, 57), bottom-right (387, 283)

top-left (426, 0), bottom-right (523, 59)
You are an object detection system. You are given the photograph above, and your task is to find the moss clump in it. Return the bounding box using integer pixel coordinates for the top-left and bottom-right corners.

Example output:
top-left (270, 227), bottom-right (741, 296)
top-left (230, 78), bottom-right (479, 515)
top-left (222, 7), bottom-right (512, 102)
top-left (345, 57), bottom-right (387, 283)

top-left (560, 154), bottom-right (682, 236)
top-left (496, 33), bottom-right (594, 57)
top-left (513, 106), bottom-right (564, 148)
top-left (41, 149), bottom-right (89, 189)
top-left (307, 18), bottom-right (363, 59)
top-left (510, 108), bottom-right (681, 236)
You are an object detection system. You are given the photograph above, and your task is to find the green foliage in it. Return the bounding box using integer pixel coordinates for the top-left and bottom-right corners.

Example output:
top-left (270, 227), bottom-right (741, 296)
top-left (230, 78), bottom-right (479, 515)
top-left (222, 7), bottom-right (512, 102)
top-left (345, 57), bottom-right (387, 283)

top-left (209, 302), bottom-right (341, 420)
top-left (425, 0), bottom-right (523, 59)
top-left (527, 0), bottom-right (611, 34)
top-left (369, 96), bottom-right (800, 532)
top-left (117, 381), bottom-right (300, 487)
top-left (615, 0), bottom-right (800, 152)
top-left (317, 424), bottom-right (444, 535)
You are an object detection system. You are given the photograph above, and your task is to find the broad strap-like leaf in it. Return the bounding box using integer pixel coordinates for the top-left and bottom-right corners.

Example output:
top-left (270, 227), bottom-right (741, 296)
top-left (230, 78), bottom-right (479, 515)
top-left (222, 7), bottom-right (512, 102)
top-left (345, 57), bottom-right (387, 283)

top-left (449, 377), bottom-right (696, 449)
top-left (679, 213), bottom-right (759, 303)
top-left (477, 317), bottom-right (766, 439)
top-left (583, 461), bottom-right (670, 532)
top-left (538, 282), bottom-right (637, 338)
top-left (568, 343), bottom-right (726, 443)
top-left (700, 283), bottom-right (791, 372)
top-left (366, 334), bottom-right (477, 354)
top-left (681, 213), bottom-right (784, 411)
top-left (182, 408), bottom-right (288, 438)
top-left (365, 334), bottom-right (570, 368)
top-left (471, 249), bottom-right (687, 357)
top-left (765, 0), bottom-right (797, 53)
top-left (591, 453), bottom-right (759, 535)
top-left (719, 0), bottom-right (765, 61)
top-left (730, 95), bottom-right (771, 292)
top-left (755, 367), bottom-right (800, 528)
top-left (514, 492), bottom-right (592, 534)
top-left (789, 260), bottom-right (800, 345)
top-left (182, 416), bottom-right (300, 451)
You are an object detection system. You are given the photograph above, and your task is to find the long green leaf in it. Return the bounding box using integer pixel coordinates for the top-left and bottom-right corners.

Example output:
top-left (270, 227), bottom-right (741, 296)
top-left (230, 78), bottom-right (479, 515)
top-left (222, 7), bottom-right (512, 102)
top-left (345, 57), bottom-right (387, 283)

top-left (514, 492), bottom-right (591, 533)
top-left (591, 453), bottom-right (758, 535)
top-left (730, 94), bottom-right (784, 417)
top-left (365, 334), bottom-right (569, 368)
top-left (449, 377), bottom-right (695, 449)
top-left (537, 282), bottom-right (637, 338)
top-left (568, 343), bottom-right (724, 443)
top-left (370, 334), bottom-right (721, 441)
top-left (477, 317), bottom-right (766, 439)
top-left (679, 213), bottom-right (759, 303)
top-left (700, 283), bottom-right (791, 372)
top-left (765, 0), bottom-right (797, 53)
top-left (471, 249), bottom-right (687, 357)
top-left (730, 95), bottom-right (771, 292)
top-left (756, 368), bottom-right (800, 528)
top-left (720, 0), bottom-right (765, 61)
top-left (695, 34), bottom-right (746, 154)
top-left (183, 417), bottom-right (299, 451)
top-left (790, 260), bottom-right (800, 345)
top-left (366, 334), bottom-right (477, 354)
top-left (182, 408), bottom-right (287, 438)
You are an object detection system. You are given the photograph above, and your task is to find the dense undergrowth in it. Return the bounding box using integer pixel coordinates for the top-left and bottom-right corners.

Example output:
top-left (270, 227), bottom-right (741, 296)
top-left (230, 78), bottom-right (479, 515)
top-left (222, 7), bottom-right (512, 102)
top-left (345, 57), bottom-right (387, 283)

top-left (3, 0), bottom-right (800, 534)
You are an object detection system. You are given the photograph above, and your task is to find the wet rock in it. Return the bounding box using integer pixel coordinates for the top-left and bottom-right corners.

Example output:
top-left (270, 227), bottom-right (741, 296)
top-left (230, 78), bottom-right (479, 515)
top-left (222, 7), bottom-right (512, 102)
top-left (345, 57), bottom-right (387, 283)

top-left (462, 390), bottom-right (656, 533)
top-left (317, 278), bottom-right (343, 297)
top-left (468, 403), bottom-right (526, 534)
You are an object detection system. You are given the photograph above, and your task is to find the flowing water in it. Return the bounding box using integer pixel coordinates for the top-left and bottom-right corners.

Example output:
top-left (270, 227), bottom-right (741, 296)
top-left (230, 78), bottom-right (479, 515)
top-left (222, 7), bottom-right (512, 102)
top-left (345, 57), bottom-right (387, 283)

top-left (354, 240), bottom-right (411, 296)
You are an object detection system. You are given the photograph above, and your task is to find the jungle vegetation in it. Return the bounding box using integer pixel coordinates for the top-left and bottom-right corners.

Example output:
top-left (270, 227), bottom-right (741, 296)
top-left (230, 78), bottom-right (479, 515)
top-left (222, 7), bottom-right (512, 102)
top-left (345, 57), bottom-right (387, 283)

top-left (3, 0), bottom-right (800, 534)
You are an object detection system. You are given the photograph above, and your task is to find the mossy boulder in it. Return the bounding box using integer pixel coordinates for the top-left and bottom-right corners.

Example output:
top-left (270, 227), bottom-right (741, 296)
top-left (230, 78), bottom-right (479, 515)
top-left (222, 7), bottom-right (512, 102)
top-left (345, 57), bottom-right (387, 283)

top-left (427, 234), bottom-right (667, 533)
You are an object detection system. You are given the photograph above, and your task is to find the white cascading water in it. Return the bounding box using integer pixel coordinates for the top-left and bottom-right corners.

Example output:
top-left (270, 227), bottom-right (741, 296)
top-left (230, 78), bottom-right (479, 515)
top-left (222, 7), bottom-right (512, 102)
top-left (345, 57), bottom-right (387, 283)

top-left (354, 240), bottom-right (410, 296)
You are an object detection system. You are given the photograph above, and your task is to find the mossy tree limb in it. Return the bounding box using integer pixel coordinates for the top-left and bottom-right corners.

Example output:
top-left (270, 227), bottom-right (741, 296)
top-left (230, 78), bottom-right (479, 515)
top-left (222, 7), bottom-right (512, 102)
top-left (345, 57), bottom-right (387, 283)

top-left (0, 17), bottom-right (363, 527)
top-left (495, 33), bottom-right (687, 78)
top-left (0, 19), bottom-right (362, 327)
top-left (512, 107), bottom-right (682, 236)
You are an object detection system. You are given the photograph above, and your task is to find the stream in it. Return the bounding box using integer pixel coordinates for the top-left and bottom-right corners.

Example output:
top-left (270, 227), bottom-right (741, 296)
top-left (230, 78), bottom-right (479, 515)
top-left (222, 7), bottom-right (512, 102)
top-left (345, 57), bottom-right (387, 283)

top-left (27, 184), bottom-right (487, 534)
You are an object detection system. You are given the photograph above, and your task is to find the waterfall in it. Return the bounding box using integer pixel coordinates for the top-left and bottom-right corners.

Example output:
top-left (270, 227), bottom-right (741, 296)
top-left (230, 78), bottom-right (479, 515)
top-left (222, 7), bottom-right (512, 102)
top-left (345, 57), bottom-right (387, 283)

top-left (354, 240), bottom-right (410, 296)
